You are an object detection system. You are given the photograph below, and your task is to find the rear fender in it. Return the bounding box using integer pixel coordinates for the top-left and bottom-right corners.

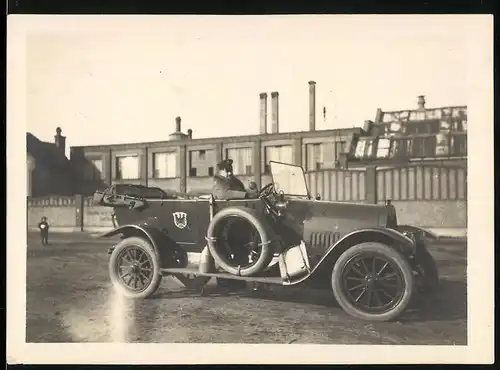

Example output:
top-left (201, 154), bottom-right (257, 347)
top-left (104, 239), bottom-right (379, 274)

top-left (98, 224), bottom-right (169, 258)
top-left (308, 227), bottom-right (416, 281)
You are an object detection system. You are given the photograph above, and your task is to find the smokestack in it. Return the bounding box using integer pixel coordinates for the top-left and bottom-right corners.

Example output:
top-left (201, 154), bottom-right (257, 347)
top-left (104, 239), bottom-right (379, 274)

top-left (175, 116), bottom-right (182, 132)
top-left (309, 81), bottom-right (316, 131)
top-left (271, 91), bottom-right (279, 133)
top-left (54, 127), bottom-right (66, 156)
top-left (187, 129), bottom-right (193, 139)
top-left (417, 95), bottom-right (426, 110)
top-left (259, 92), bottom-right (268, 134)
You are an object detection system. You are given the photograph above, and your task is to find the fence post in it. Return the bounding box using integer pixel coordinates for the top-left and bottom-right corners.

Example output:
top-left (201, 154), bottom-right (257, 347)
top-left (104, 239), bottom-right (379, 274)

top-left (365, 165), bottom-right (378, 204)
top-left (74, 194), bottom-right (84, 232)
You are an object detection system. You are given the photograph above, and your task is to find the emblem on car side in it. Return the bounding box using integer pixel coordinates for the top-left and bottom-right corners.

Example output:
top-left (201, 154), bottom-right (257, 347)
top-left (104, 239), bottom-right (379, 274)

top-left (173, 212), bottom-right (188, 229)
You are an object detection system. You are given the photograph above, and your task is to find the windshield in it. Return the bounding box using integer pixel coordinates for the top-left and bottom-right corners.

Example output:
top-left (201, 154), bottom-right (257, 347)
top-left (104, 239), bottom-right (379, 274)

top-left (269, 161), bottom-right (310, 197)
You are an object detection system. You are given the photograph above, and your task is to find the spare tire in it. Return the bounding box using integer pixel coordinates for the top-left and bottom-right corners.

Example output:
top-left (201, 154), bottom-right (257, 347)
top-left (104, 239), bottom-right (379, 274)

top-left (206, 207), bottom-right (276, 277)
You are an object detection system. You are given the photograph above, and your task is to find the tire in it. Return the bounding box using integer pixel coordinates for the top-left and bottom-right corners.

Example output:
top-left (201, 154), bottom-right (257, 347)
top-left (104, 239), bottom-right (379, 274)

top-left (109, 236), bottom-right (162, 299)
top-left (331, 242), bottom-right (415, 322)
top-left (206, 207), bottom-right (276, 277)
top-left (415, 247), bottom-right (439, 294)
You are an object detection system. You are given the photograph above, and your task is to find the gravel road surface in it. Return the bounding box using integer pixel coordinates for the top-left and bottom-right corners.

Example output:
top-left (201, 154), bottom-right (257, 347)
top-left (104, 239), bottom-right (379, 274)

top-left (26, 233), bottom-right (467, 344)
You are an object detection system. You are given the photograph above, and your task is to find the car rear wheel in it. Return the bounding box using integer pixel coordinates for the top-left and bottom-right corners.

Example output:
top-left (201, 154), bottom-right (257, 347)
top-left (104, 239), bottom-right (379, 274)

top-left (109, 236), bottom-right (162, 299)
top-left (331, 242), bottom-right (414, 322)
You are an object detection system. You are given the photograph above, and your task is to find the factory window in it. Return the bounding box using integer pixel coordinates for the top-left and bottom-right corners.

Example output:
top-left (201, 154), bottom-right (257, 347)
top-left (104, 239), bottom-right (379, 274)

top-left (376, 138), bottom-right (391, 158)
top-left (306, 143), bottom-right (324, 171)
top-left (435, 133), bottom-right (450, 157)
top-left (354, 138), bottom-right (376, 159)
top-left (406, 119), bottom-right (440, 135)
top-left (451, 134), bottom-right (467, 156)
top-left (263, 145), bottom-right (292, 173)
top-left (365, 139), bottom-right (375, 158)
top-left (83, 158), bottom-right (103, 181)
top-left (335, 141), bottom-right (346, 159)
top-left (305, 141), bottom-right (346, 171)
top-left (188, 149), bottom-right (215, 177)
top-left (411, 137), bottom-right (436, 158)
top-left (153, 152), bottom-right (177, 178)
top-left (226, 147), bottom-right (253, 175)
top-left (115, 155), bottom-right (139, 180)
top-left (354, 139), bottom-right (366, 158)
top-left (391, 139), bottom-right (412, 158)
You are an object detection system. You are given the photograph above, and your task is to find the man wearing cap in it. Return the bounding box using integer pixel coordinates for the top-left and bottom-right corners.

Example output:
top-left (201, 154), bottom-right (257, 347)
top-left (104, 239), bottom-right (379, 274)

top-left (212, 158), bottom-right (258, 200)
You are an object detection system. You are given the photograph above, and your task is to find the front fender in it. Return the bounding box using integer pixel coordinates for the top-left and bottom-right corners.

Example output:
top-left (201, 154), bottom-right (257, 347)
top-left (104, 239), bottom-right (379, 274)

top-left (302, 227), bottom-right (416, 285)
top-left (329, 227), bottom-right (416, 257)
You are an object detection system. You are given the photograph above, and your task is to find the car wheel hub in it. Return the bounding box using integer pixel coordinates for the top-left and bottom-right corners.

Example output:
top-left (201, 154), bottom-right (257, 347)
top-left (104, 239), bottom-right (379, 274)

top-left (342, 253), bottom-right (405, 314)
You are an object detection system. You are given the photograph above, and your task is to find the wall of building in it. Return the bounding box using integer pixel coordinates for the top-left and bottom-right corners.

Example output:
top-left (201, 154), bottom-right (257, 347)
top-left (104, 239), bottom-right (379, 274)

top-left (386, 200), bottom-right (467, 229)
top-left (82, 204), bottom-right (114, 230)
top-left (69, 128), bottom-right (361, 196)
top-left (27, 161), bottom-right (467, 233)
top-left (27, 196), bottom-right (79, 231)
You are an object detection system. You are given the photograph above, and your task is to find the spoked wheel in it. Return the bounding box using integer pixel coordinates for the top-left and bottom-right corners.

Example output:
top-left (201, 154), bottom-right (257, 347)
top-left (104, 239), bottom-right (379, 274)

top-left (332, 242), bottom-right (414, 322)
top-left (109, 236), bottom-right (162, 299)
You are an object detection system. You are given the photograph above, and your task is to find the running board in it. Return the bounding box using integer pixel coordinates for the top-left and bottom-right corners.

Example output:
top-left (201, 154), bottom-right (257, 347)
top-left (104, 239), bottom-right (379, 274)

top-left (160, 267), bottom-right (286, 285)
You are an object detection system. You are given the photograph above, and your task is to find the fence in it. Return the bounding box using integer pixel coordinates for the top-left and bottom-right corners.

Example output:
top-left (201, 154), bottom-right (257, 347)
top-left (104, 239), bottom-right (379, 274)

top-left (306, 164), bottom-right (467, 229)
top-left (26, 163), bottom-right (467, 232)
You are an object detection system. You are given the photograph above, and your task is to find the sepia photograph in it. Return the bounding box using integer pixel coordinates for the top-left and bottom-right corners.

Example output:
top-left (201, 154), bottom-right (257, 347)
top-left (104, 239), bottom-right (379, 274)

top-left (7, 14), bottom-right (494, 364)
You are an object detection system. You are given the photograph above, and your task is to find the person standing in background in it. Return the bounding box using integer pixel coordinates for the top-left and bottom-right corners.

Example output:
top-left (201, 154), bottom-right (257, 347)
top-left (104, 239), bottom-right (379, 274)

top-left (38, 216), bottom-right (50, 245)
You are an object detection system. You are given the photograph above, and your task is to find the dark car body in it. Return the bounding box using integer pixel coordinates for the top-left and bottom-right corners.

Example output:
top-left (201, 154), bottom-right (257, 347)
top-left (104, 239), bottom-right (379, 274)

top-left (93, 161), bottom-right (438, 321)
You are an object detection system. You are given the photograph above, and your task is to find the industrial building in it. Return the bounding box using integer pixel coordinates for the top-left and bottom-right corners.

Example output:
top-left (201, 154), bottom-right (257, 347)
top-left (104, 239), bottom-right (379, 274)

top-left (27, 82), bottom-right (467, 203)
top-left (67, 81), bottom-right (362, 196)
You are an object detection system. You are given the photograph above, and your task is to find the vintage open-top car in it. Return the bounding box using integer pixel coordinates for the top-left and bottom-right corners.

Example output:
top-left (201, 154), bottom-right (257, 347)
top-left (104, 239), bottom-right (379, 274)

top-left (93, 161), bottom-right (439, 322)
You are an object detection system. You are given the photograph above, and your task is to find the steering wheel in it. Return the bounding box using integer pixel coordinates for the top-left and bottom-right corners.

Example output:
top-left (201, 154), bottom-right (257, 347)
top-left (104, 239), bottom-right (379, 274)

top-left (258, 182), bottom-right (275, 198)
top-left (258, 182), bottom-right (287, 220)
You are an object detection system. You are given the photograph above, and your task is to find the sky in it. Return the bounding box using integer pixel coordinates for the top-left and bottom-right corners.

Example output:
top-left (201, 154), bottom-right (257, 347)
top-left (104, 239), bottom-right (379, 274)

top-left (24, 15), bottom-right (472, 153)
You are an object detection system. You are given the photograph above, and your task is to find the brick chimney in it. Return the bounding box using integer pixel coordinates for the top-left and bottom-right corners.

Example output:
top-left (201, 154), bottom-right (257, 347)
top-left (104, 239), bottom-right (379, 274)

top-left (271, 91), bottom-right (279, 133)
top-left (309, 81), bottom-right (316, 131)
top-left (187, 129), bottom-right (193, 139)
top-left (259, 92), bottom-right (268, 134)
top-left (417, 95), bottom-right (426, 110)
top-left (54, 127), bottom-right (66, 156)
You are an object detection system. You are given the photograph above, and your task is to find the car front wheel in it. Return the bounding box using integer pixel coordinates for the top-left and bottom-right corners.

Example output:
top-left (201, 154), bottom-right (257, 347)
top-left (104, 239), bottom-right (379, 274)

top-left (109, 236), bottom-right (162, 299)
top-left (331, 242), bottom-right (415, 322)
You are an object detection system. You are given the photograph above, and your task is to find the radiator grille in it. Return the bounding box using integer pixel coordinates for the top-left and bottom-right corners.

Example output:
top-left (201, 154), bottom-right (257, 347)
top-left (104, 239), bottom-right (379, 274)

top-left (309, 231), bottom-right (341, 249)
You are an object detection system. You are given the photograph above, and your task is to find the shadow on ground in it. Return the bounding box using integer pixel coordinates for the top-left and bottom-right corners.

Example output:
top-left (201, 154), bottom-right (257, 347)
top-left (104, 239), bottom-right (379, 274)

top-left (152, 277), bottom-right (466, 324)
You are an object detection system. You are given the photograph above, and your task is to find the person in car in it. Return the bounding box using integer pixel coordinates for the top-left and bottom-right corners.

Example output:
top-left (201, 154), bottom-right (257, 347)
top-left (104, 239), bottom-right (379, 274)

top-left (212, 159), bottom-right (258, 200)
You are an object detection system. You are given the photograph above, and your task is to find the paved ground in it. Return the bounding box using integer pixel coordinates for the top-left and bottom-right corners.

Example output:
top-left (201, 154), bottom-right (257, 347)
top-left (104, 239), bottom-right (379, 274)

top-left (26, 233), bottom-right (467, 344)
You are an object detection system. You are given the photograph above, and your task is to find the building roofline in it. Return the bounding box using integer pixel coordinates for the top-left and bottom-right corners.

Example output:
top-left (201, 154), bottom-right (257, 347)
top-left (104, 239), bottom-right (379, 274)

top-left (71, 127), bottom-right (363, 150)
top-left (380, 104), bottom-right (467, 115)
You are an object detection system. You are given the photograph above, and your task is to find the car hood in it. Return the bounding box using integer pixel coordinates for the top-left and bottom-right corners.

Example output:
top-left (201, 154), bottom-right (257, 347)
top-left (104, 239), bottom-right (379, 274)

top-left (285, 198), bottom-right (390, 237)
